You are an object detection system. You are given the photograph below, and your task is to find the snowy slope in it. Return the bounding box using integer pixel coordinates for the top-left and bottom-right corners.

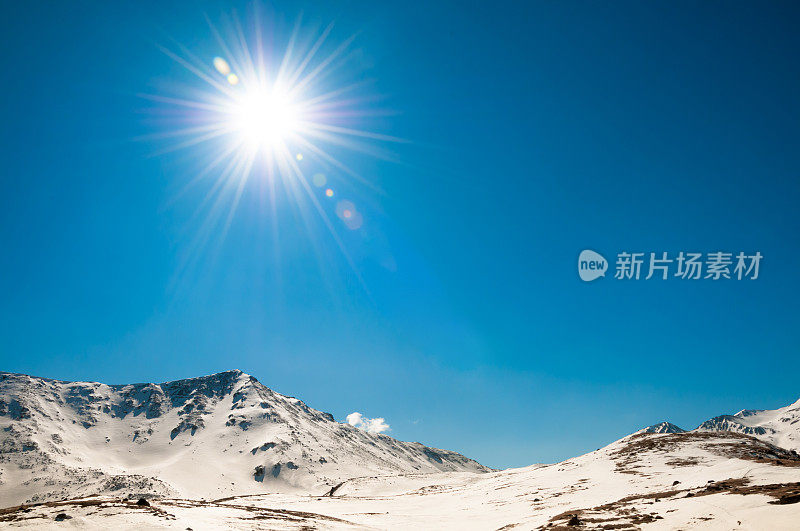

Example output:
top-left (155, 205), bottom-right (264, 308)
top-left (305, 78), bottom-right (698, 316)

top-left (3, 430), bottom-right (799, 529)
top-left (0, 370), bottom-right (487, 506)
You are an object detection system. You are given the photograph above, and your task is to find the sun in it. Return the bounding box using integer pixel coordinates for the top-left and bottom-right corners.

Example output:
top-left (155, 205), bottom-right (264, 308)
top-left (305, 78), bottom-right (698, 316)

top-left (229, 88), bottom-right (301, 150)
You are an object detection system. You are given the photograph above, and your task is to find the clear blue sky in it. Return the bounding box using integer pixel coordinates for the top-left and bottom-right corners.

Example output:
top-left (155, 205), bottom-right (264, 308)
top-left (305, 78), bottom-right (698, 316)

top-left (2, 1), bottom-right (799, 469)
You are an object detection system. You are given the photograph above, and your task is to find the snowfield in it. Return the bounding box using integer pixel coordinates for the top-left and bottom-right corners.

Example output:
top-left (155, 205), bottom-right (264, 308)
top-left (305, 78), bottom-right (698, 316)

top-left (1, 370), bottom-right (799, 529)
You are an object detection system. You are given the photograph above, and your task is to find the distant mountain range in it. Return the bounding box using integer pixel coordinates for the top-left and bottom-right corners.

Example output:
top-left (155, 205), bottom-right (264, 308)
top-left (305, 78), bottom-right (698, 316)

top-left (643, 397), bottom-right (800, 451)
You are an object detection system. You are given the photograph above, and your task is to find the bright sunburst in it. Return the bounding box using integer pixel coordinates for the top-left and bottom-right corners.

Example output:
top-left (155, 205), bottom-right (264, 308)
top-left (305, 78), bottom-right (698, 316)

top-left (143, 7), bottom-right (400, 288)
top-left (148, 13), bottom-right (393, 175)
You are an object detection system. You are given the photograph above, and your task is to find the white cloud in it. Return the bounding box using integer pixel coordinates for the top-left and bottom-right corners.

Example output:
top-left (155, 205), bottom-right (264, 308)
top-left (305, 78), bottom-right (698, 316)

top-left (346, 411), bottom-right (390, 434)
top-left (345, 412), bottom-right (363, 426)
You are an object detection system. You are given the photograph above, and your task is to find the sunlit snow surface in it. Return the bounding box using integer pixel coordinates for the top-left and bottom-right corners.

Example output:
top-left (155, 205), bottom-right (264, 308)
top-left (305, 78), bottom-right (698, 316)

top-left (2, 371), bottom-right (799, 529)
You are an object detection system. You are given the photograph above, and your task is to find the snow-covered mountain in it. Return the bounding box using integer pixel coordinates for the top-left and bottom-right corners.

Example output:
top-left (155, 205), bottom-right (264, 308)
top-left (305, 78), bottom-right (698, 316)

top-left (0, 370), bottom-right (487, 506)
top-left (3, 371), bottom-right (800, 529)
top-left (694, 398), bottom-right (800, 452)
top-left (642, 421), bottom-right (686, 434)
top-left (637, 398), bottom-right (800, 452)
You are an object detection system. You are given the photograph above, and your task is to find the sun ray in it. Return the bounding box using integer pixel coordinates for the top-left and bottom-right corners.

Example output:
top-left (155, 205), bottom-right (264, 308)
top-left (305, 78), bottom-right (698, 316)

top-left (167, 141), bottom-right (245, 205)
top-left (156, 44), bottom-right (235, 98)
top-left (147, 127), bottom-right (231, 156)
top-left (290, 34), bottom-right (357, 97)
top-left (285, 22), bottom-right (334, 89)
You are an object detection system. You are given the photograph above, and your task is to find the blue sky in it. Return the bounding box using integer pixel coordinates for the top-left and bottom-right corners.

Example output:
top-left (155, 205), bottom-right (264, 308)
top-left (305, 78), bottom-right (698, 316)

top-left (1, 1), bottom-right (799, 469)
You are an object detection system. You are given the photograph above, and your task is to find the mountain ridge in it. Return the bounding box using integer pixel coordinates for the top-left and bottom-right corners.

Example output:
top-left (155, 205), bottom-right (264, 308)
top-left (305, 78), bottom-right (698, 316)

top-left (0, 369), bottom-right (488, 506)
top-left (638, 396), bottom-right (800, 452)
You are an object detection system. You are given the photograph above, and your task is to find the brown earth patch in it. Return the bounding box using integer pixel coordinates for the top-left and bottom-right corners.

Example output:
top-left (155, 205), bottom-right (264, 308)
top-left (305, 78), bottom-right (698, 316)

top-left (0, 497), bottom-right (173, 523)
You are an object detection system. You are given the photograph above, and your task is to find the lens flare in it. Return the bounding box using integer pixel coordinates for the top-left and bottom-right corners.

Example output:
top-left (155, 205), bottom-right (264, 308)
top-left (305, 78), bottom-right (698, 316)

top-left (213, 57), bottom-right (231, 75)
top-left (336, 200), bottom-right (363, 230)
top-left (312, 173), bottom-right (326, 187)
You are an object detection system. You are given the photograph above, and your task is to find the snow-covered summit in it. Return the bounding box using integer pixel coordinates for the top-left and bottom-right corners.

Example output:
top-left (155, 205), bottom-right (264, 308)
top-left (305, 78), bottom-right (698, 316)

top-left (0, 370), bottom-right (488, 506)
top-left (642, 421), bottom-right (686, 434)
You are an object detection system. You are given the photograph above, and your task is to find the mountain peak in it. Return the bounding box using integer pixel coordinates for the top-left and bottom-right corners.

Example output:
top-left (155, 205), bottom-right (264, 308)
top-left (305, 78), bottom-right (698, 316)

top-left (642, 421), bottom-right (686, 434)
